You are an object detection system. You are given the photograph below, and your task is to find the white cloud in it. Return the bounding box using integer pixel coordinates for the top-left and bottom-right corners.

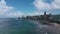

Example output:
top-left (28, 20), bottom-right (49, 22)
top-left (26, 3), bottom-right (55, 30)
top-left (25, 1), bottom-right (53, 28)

top-left (27, 11), bottom-right (43, 16)
top-left (31, 0), bottom-right (60, 15)
top-left (33, 0), bottom-right (60, 10)
top-left (54, 0), bottom-right (60, 6)
top-left (0, 0), bottom-right (24, 18)
top-left (6, 11), bottom-right (24, 17)
top-left (0, 0), bottom-right (14, 15)
top-left (27, 11), bottom-right (50, 16)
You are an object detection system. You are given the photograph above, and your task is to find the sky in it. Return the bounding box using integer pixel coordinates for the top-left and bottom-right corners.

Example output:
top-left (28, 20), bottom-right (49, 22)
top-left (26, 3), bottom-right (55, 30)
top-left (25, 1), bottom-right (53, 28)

top-left (0, 0), bottom-right (60, 18)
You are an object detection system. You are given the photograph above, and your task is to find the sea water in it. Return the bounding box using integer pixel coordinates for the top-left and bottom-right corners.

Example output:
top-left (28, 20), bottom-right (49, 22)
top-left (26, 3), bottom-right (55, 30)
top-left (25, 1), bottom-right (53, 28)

top-left (0, 18), bottom-right (59, 34)
top-left (0, 18), bottom-right (39, 34)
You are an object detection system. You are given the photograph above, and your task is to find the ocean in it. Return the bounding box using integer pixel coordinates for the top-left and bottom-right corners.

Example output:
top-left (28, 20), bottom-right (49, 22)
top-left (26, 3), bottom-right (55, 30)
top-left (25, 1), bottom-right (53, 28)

top-left (0, 18), bottom-right (40, 34)
top-left (0, 18), bottom-right (59, 34)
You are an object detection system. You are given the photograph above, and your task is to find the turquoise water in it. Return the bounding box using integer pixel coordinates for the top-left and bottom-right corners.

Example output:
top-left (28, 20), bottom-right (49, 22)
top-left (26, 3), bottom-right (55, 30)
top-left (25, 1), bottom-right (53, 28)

top-left (0, 18), bottom-right (38, 34)
top-left (0, 18), bottom-right (59, 34)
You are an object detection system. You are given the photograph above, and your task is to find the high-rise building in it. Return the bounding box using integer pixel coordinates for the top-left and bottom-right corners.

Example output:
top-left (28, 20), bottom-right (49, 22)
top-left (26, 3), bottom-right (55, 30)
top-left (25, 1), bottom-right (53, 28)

top-left (44, 11), bottom-right (46, 16)
top-left (44, 11), bottom-right (47, 21)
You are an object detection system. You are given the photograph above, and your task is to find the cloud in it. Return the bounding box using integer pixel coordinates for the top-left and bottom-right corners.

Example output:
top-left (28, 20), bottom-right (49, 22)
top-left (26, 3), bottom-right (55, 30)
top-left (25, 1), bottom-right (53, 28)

top-left (6, 11), bottom-right (24, 17)
top-left (0, 0), bottom-right (24, 18)
top-left (30, 0), bottom-right (60, 15)
top-left (27, 11), bottom-right (49, 16)
top-left (54, 0), bottom-right (60, 5)
top-left (0, 0), bottom-right (14, 15)
top-left (33, 0), bottom-right (60, 10)
top-left (27, 11), bottom-right (43, 16)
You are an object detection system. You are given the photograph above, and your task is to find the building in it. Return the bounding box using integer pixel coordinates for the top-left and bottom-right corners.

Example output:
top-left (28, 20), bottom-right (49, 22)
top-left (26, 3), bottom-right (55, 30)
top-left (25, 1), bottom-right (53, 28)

top-left (40, 11), bottom-right (52, 21)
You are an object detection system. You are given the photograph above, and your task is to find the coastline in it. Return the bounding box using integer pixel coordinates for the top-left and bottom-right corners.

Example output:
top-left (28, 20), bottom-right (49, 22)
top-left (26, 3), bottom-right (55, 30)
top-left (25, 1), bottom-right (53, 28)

top-left (19, 19), bottom-right (60, 34)
top-left (29, 19), bottom-right (60, 34)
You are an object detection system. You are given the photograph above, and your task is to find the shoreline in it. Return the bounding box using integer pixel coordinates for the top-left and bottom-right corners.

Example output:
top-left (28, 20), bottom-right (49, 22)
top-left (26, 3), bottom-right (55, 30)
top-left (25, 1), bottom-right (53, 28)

top-left (19, 19), bottom-right (60, 34)
top-left (29, 19), bottom-right (60, 34)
